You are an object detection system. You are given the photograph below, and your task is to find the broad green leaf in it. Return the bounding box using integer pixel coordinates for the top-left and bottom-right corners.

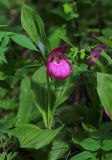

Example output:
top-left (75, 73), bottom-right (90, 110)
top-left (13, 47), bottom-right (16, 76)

top-left (102, 140), bottom-right (112, 151)
top-left (32, 66), bottom-right (78, 126)
top-left (53, 71), bottom-right (77, 109)
top-left (31, 66), bottom-right (49, 126)
top-left (17, 77), bottom-right (40, 123)
top-left (21, 4), bottom-right (38, 44)
top-left (49, 140), bottom-right (69, 160)
top-left (70, 151), bottom-right (96, 160)
top-left (0, 31), bottom-right (38, 51)
top-left (21, 4), bottom-right (51, 54)
top-left (11, 34), bottom-right (38, 51)
top-left (104, 153), bottom-right (112, 160)
top-left (97, 72), bottom-right (112, 119)
top-left (10, 124), bottom-right (60, 150)
top-left (75, 138), bottom-right (100, 151)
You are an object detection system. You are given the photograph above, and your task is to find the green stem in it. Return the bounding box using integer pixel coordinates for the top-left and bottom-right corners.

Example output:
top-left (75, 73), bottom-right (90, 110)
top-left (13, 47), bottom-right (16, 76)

top-left (46, 74), bottom-right (52, 129)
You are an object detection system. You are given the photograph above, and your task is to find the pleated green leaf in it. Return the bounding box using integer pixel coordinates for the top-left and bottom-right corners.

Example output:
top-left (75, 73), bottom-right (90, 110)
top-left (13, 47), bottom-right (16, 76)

top-left (10, 124), bottom-right (60, 150)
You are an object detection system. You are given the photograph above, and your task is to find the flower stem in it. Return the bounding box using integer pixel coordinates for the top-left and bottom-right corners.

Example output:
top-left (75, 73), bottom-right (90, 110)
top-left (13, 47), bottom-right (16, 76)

top-left (46, 74), bottom-right (52, 129)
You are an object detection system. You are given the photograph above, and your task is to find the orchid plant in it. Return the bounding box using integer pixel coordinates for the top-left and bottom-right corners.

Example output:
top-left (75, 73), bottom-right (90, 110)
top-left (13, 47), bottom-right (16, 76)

top-left (9, 3), bottom-right (76, 141)
top-left (1, 2), bottom-right (112, 160)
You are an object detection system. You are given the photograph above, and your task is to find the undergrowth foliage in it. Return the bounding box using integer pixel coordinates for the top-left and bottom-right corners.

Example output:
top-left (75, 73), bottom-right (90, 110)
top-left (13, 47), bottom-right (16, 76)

top-left (0, 0), bottom-right (112, 160)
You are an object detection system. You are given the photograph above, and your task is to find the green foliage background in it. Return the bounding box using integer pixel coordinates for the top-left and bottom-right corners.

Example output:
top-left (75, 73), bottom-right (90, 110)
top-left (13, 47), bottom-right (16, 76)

top-left (0, 0), bottom-right (112, 160)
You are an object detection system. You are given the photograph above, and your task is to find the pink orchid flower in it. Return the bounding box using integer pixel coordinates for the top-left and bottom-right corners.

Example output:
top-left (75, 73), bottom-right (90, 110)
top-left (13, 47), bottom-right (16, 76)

top-left (46, 45), bottom-right (72, 80)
